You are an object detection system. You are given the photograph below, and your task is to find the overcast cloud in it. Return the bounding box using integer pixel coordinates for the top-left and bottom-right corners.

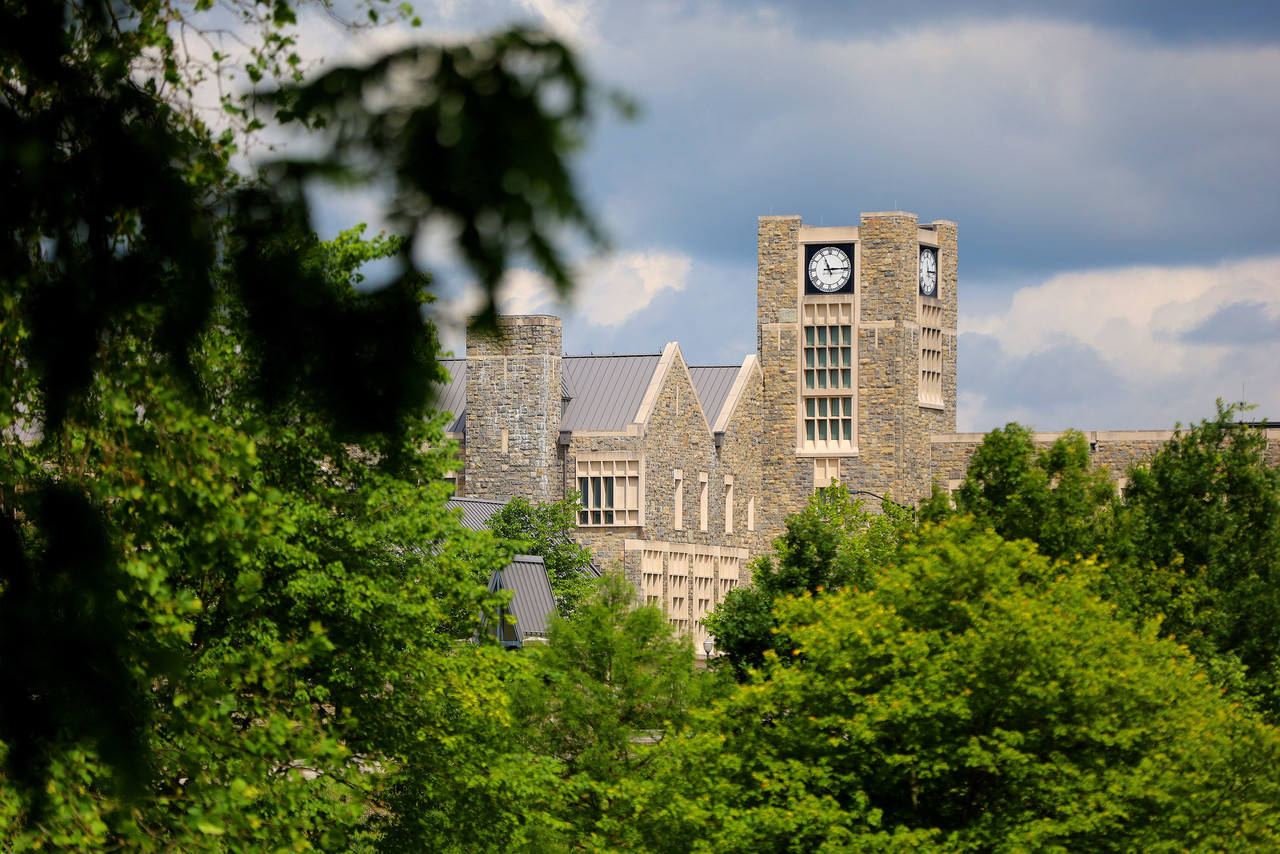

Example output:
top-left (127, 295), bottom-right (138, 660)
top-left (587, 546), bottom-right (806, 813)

top-left (291, 0), bottom-right (1280, 433)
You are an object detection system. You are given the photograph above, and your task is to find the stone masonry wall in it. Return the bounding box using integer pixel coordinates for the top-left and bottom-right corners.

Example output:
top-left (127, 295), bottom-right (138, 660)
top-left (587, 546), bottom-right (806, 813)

top-left (757, 216), bottom-right (809, 537)
top-left (464, 316), bottom-right (562, 501)
top-left (930, 428), bottom-right (1280, 491)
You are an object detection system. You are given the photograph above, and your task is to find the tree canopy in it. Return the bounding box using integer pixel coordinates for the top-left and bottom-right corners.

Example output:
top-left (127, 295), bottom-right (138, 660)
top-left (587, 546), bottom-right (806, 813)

top-left (615, 521), bottom-right (1280, 854)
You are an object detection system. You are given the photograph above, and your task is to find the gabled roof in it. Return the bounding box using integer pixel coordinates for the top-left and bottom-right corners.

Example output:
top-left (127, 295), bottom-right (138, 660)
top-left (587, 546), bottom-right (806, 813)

top-left (561, 354), bottom-right (662, 431)
top-left (688, 366), bottom-right (742, 429)
top-left (430, 344), bottom-right (755, 437)
top-left (487, 554), bottom-right (557, 646)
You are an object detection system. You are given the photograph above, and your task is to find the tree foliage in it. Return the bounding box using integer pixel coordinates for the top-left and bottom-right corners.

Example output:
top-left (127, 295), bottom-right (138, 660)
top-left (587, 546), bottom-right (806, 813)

top-left (924, 425), bottom-right (1116, 561)
top-left (0, 226), bottom-right (533, 850)
top-left (486, 494), bottom-right (597, 618)
top-left (1112, 401), bottom-right (1280, 714)
top-left (1, 0), bottom-right (611, 831)
top-left (707, 486), bottom-right (911, 678)
top-left (617, 521), bottom-right (1280, 853)
top-left (508, 572), bottom-right (696, 849)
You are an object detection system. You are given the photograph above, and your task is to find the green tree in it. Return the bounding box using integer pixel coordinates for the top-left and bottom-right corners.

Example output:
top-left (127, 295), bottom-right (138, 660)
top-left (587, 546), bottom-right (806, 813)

top-left (928, 425), bottom-right (1116, 561)
top-left (0, 227), bottom-right (550, 851)
top-left (507, 572), bottom-right (696, 849)
top-left (617, 521), bottom-right (1280, 853)
top-left (486, 494), bottom-right (597, 618)
top-left (707, 486), bottom-right (910, 678)
top-left (1, 0), bottom-right (611, 835)
top-left (1113, 401), bottom-right (1280, 714)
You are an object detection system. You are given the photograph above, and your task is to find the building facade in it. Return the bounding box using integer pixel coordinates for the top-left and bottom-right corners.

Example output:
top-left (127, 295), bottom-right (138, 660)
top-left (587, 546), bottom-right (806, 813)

top-left (436, 212), bottom-right (1280, 652)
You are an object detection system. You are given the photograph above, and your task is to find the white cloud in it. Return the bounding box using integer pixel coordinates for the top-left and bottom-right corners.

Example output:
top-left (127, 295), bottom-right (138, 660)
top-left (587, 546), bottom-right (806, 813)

top-left (959, 256), bottom-right (1280, 430)
top-left (967, 257), bottom-right (1280, 381)
top-left (495, 249), bottom-right (691, 326)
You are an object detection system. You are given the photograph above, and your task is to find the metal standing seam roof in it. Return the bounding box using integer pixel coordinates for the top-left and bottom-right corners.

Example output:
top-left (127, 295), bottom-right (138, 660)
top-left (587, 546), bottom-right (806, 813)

top-left (688, 365), bottom-right (744, 430)
top-left (431, 352), bottom-right (747, 436)
top-left (560, 354), bottom-right (663, 432)
top-left (447, 496), bottom-right (506, 530)
top-left (448, 496), bottom-right (605, 578)
top-left (432, 358), bottom-right (466, 433)
top-left (488, 554), bottom-right (557, 642)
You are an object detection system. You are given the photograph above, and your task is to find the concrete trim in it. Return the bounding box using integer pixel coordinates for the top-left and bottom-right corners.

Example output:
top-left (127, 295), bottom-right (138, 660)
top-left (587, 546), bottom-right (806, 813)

top-left (711, 354), bottom-right (760, 434)
top-left (623, 539), bottom-right (750, 561)
top-left (633, 341), bottom-right (681, 429)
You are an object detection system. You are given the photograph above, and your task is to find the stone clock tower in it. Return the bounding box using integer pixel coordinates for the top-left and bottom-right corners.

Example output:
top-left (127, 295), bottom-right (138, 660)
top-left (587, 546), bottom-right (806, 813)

top-left (757, 212), bottom-right (957, 531)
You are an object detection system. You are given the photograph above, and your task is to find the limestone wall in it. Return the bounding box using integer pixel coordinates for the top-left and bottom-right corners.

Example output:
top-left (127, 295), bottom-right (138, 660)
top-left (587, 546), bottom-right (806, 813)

top-left (930, 427), bottom-right (1280, 490)
top-left (464, 316), bottom-right (563, 501)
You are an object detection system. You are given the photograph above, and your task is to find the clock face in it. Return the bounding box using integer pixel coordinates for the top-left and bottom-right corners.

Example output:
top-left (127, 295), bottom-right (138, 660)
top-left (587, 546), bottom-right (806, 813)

top-left (919, 246), bottom-right (938, 297)
top-left (807, 246), bottom-right (853, 293)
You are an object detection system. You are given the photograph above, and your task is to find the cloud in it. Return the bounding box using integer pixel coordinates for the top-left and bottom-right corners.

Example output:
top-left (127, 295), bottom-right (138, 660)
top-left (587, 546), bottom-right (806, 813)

top-left (1180, 300), bottom-right (1280, 345)
top-left (496, 249), bottom-right (691, 327)
top-left (959, 257), bottom-right (1280, 430)
top-left (578, 9), bottom-right (1280, 279)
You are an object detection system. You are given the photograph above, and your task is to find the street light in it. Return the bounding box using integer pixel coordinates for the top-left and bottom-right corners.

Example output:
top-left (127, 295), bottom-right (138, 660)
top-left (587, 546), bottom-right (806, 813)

top-left (703, 637), bottom-right (714, 658)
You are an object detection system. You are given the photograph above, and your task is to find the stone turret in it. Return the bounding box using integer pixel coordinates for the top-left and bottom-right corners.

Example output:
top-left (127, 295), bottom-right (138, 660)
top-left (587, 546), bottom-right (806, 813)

top-left (464, 315), bottom-right (563, 500)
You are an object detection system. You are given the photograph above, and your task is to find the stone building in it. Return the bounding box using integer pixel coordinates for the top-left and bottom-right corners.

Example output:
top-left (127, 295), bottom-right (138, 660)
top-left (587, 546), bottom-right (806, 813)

top-left (435, 211), bottom-right (1280, 653)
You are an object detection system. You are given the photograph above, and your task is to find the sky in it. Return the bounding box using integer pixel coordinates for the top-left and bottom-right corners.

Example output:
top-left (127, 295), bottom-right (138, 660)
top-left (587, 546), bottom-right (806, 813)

top-left (284, 0), bottom-right (1280, 433)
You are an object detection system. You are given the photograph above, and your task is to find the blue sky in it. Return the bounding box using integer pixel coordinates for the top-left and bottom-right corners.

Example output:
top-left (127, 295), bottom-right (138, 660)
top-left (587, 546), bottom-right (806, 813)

top-left (287, 0), bottom-right (1280, 433)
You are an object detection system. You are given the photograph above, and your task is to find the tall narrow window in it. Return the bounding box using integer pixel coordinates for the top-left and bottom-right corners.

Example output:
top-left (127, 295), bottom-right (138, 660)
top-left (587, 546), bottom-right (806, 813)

top-left (724, 476), bottom-right (734, 534)
top-left (698, 473), bottom-right (708, 532)
top-left (673, 470), bottom-right (684, 531)
top-left (747, 496), bottom-right (756, 532)
top-left (919, 301), bottom-right (944, 408)
top-left (801, 302), bottom-right (856, 451)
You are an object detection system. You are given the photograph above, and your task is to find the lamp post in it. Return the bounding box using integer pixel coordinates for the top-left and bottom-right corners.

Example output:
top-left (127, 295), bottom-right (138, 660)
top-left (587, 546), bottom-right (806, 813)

top-left (703, 637), bottom-right (714, 658)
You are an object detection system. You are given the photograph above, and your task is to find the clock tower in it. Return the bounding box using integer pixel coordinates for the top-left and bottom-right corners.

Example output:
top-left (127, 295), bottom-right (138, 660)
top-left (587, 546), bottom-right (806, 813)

top-left (757, 212), bottom-right (957, 530)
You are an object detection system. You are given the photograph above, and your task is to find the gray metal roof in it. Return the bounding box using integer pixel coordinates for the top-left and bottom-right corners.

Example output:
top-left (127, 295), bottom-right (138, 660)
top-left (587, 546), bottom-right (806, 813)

top-left (432, 351), bottom-right (747, 436)
top-left (432, 359), bottom-right (466, 433)
top-left (448, 496), bottom-right (507, 530)
top-left (488, 555), bottom-right (558, 644)
top-left (451, 496), bottom-right (605, 578)
top-left (561, 354), bottom-right (662, 431)
top-left (688, 366), bottom-right (742, 429)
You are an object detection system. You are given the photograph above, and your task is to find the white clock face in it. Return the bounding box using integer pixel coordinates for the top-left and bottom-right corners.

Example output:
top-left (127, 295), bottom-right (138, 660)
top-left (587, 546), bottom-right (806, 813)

top-left (808, 246), bottom-right (852, 293)
top-left (919, 247), bottom-right (938, 296)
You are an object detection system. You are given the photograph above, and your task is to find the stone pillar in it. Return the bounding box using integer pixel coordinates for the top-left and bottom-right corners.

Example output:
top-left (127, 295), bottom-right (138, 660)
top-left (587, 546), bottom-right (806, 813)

top-left (464, 316), bottom-right (563, 501)
top-left (756, 215), bottom-right (805, 540)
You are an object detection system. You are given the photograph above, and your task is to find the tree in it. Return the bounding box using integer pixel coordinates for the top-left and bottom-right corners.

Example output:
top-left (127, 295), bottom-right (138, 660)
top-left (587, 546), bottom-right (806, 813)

top-left (615, 521), bottom-right (1280, 853)
top-left (707, 486), bottom-right (911, 678)
top-left (1112, 401), bottom-right (1280, 715)
top-left (486, 494), bottom-right (597, 618)
top-left (925, 425), bottom-right (1116, 562)
top-left (507, 572), bottom-right (696, 849)
top-left (1, 0), bottom-right (612, 834)
top-left (0, 226), bottom-right (550, 851)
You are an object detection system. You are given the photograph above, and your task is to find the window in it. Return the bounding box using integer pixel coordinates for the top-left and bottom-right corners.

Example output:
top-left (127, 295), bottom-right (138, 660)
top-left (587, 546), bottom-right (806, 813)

top-left (577, 457), bottom-right (642, 526)
top-left (919, 301), bottom-right (943, 408)
top-left (724, 476), bottom-right (734, 534)
top-left (673, 470), bottom-right (684, 531)
top-left (801, 302), bottom-right (856, 451)
top-left (698, 473), bottom-right (708, 532)
top-left (747, 496), bottom-right (755, 532)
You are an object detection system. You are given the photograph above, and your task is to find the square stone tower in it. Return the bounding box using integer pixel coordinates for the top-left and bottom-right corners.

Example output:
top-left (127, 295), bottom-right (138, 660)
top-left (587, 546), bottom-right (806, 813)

top-left (464, 315), bottom-right (564, 501)
top-left (757, 213), bottom-right (957, 530)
